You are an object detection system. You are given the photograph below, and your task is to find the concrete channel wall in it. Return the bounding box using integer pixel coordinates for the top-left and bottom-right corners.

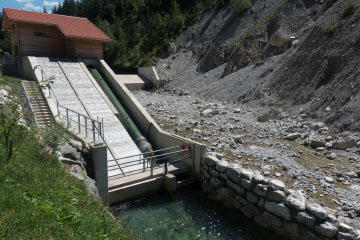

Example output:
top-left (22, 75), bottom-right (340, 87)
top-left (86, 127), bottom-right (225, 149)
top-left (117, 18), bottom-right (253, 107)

top-left (138, 66), bottom-right (160, 89)
top-left (81, 59), bottom-right (206, 178)
top-left (202, 153), bottom-right (360, 240)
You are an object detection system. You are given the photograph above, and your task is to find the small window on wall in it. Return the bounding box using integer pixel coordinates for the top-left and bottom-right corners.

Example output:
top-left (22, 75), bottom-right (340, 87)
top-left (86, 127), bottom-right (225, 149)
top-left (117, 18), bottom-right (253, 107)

top-left (34, 32), bottom-right (50, 38)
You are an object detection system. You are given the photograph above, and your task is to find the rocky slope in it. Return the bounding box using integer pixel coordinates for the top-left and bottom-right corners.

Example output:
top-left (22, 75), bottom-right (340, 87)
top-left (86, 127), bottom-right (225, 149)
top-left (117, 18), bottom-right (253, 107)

top-left (155, 0), bottom-right (360, 132)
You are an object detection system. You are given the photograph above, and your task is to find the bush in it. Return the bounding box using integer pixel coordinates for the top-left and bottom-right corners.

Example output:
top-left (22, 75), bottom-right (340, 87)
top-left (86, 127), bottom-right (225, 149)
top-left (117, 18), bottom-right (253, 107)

top-left (340, 0), bottom-right (358, 18)
top-left (231, 0), bottom-right (251, 15)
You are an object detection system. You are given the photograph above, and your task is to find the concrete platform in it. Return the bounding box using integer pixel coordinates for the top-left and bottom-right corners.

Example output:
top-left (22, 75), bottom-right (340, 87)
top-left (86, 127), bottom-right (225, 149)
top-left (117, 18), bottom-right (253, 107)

top-left (115, 74), bottom-right (152, 90)
top-left (108, 161), bottom-right (191, 204)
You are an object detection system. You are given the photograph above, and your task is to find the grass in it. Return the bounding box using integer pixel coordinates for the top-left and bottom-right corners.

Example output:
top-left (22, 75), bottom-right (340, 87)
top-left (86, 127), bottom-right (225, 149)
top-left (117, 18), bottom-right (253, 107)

top-left (0, 74), bottom-right (21, 85)
top-left (0, 127), bottom-right (132, 240)
top-left (0, 76), bottom-right (132, 239)
top-left (327, 0), bottom-right (359, 35)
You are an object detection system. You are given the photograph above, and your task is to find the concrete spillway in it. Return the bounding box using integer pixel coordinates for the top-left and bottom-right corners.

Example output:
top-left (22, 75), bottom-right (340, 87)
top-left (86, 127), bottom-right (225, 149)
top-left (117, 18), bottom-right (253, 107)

top-left (35, 57), bottom-right (142, 179)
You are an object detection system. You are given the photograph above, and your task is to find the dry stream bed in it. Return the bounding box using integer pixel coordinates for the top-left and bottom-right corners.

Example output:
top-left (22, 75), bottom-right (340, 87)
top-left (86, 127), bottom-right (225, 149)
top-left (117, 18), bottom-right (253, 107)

top-left (132, 89), bottom-right (360, 230)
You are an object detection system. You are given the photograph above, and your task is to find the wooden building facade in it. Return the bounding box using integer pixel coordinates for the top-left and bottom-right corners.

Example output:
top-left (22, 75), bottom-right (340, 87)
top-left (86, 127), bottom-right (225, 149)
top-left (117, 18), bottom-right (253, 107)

top-left (1, 8), bottom-right (111, 59)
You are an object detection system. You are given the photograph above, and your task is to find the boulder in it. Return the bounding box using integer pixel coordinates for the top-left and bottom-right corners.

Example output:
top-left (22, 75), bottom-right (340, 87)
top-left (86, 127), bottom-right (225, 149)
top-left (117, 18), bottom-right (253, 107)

top-left (338, 223), bottom-right (353, 234)
top-left (269, 33), bottom-right (291, 47)
top-left (205, 153), bottom-right (220, 167)
top-left (202, 109), bottom-right (214, 116)
top-left (234, 136), bottom-right (243, 144)
top-left (215, 187), bottom-right (233, 201)
top-left (286, 133), bottom-right (301, 141)
top-left (315, 221), bottom-right (338, 238)
top-left (60, 144), bottom-right (80, 160)
top-left (254, 184), bottom-right (268, 197)
top-left (267, 190), bottom-right (286, 202)
top-left (226, 166), bottom-right (242, 183)
top-left (333, 137), bottom-right (357, 150)
top-left (210, 177), bottom-right (223, 188)
top-left (240, 179), bottom-right (253, 190)
top-left (285, 190), bottom-right (306, 211)
top-left (265, 201), bottom-right (291, 220)
top-left (226, 179), bottom-right (245, 195)
top-left (216, 161), bottom-right (229, 172)
top-left (309, 137), bottom-right (326, 148)
top-left (295, 211), bottom-right (316, 227)
top-left (307, 203), bottom-right (328, 220)
top-left (268, 179), bottom-right (286, 191)
top-left (70, 165), bottom-right (86, 181)
top-left (241, 169), bottom-right (253, 180)
top-left (337, 232), bottom-right (353, 240)
top-left (247, 192), bottom-right (258, 204)
top-left (241, 204), bottom-right (262, 219)
top-left (84, 177), bottom-right (100, 198)
top-left (253, 171), bottom-right (265, 183)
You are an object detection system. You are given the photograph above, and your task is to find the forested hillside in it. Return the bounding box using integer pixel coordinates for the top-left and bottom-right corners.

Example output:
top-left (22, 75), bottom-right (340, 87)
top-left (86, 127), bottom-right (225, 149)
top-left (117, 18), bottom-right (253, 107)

top-left (52, 0), bottom-right (226, 71)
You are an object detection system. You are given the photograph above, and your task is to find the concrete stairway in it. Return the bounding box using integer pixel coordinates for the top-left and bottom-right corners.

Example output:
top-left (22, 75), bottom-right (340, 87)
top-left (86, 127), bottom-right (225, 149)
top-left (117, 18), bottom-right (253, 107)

top-left (22, 81), bottom-right (52, 128)
top-left (35, 57), bottom-right (142, 180)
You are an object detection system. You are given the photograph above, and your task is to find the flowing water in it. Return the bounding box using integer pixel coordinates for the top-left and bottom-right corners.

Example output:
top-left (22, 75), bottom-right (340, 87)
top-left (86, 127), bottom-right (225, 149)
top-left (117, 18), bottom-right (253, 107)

top-left (113, 186), bottom-right (279, 240)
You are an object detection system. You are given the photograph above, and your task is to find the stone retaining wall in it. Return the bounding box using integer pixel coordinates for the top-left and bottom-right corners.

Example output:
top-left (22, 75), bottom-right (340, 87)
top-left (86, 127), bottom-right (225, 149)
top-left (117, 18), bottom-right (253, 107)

top-left (201, 153), bottom-right (360, 240)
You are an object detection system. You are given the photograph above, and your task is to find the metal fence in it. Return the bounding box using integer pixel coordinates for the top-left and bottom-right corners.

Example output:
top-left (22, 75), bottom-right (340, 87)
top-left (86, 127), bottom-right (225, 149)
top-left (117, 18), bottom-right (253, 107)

top-left (108, 145), bottom-right (191, 180)
top-left (0, 55), bottom-right (19, 76)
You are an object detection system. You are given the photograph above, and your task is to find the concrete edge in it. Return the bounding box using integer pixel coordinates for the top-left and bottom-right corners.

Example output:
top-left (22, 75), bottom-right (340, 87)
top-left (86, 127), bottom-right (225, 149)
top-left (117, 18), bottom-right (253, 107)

top-left (138, 66), bottom-right (160, 89)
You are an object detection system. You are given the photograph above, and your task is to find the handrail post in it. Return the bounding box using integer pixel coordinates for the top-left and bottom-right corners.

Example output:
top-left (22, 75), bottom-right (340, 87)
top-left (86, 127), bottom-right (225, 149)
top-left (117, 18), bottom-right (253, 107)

top-left (85, 116), bottom-right (88, 138)
top-left (66, 108), bottom-right (69, 128)
top-left (150, 158), bottom-right (153, 176)
top-left (102, 118), bottom-right (104, 138)
top-left (92, 120), bottom-right (95, 143)
top-left (98, 122), bottom-right (102, 141)
top-left (78, 114), bottom-right (81, 133)
top-left (165, 158), bottom-right (168, 175)
top-left (142, 154), bottom-right (145, 172)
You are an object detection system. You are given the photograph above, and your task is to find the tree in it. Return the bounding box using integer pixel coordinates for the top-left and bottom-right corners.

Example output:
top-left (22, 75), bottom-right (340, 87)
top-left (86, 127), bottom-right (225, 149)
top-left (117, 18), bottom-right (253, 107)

top-left (0, 88), bottom-right (25, 160)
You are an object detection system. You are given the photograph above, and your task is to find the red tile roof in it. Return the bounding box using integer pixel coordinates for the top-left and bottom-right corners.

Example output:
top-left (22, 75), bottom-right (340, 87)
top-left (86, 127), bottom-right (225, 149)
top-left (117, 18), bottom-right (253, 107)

top-left (3, 8), bottom-right (111, 41)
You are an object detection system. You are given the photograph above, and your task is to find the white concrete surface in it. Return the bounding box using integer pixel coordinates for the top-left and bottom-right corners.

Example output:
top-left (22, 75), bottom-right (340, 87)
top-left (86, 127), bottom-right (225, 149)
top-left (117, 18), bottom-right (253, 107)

top-left (34, 57), bottom-right (142, 179)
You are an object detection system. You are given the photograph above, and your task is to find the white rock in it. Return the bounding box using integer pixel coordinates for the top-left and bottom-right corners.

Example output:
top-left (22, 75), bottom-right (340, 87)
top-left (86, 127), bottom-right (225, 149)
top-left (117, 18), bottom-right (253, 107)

top-left (315, 221), bottom-right (338, 238)
top-left (269, 179), bottom-right (285, 191)
top-left (307, 203), bottom-right (328, 220)
top-left (285, 190), bottom-right (306, 211)
top-left (265, 201), bottom-right (291, 220)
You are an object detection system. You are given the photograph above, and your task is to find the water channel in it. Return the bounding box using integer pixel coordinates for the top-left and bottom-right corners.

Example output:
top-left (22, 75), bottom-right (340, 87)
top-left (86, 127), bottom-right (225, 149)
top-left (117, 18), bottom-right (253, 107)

top-left (113, 186), bottom-right (279, 240)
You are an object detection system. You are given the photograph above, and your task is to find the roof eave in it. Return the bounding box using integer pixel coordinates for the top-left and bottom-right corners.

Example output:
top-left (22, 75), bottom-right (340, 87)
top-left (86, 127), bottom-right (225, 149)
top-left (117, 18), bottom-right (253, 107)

top-left (5, 18), bottom-right (112, 42)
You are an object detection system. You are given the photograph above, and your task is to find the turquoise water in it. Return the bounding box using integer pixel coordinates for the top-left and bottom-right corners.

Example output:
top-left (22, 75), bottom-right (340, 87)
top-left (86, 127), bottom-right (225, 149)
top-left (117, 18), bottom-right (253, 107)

top-left (113, 186), bottom-right (279, 240)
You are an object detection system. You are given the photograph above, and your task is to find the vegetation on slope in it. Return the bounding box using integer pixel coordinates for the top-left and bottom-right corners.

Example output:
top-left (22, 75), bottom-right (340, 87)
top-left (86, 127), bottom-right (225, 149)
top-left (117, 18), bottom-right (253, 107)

top-left (0, 76), bottom-right (131, 239)
top-left (52, 0), bottom-right (228, 71)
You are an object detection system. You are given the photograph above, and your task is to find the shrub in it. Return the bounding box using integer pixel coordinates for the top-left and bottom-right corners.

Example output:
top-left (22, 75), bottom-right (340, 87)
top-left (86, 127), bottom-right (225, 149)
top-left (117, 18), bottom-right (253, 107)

top-left (231, 0), bottom-right (251, 15)
top-left (340, 0), bottom-right (358, 18)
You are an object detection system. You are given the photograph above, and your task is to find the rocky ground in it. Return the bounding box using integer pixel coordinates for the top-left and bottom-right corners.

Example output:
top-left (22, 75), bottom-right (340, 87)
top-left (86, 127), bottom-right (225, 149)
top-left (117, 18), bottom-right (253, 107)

top-left (132, 88), bottom-right (360, 230)
top-left (156, 0), bottom-right (360, 132)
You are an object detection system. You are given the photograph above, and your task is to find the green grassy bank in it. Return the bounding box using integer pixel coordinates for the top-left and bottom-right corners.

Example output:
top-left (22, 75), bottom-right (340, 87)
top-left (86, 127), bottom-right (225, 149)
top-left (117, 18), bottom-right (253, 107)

top-left (0, 76), bottom-right (132, 239)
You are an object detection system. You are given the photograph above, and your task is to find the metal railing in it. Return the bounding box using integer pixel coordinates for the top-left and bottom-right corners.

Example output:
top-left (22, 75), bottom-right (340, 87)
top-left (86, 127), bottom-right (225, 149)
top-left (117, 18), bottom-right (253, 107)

top-left (108, 145), bottom-right (191, 180)
top-left (34, 64), bottom-right (104, 143)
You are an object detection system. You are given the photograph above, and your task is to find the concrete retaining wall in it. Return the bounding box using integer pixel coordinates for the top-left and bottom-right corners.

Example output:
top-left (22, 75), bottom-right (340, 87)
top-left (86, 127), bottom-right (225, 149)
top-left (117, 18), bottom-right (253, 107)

top-left (202, 152), bottom-right (360, 240)
top-left (138, 66), bottom-right (160, 89)
top-left (81, 59), bottom-right (206, 178)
